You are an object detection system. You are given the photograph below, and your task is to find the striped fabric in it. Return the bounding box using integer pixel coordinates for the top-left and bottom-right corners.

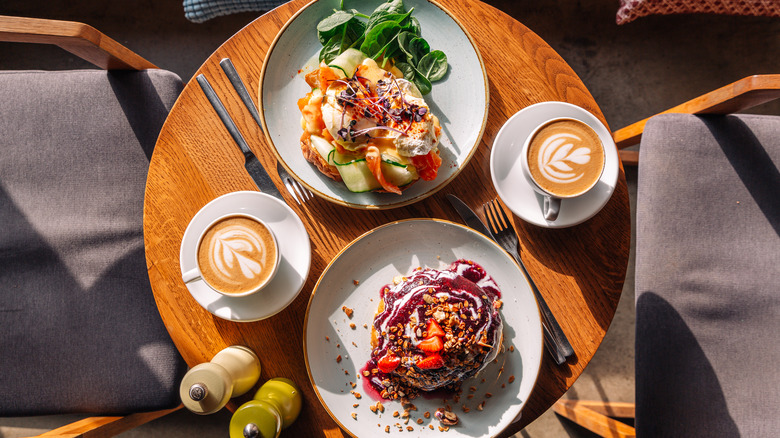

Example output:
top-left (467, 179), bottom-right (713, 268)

top-left (184, 0), bottom-right (285, 23)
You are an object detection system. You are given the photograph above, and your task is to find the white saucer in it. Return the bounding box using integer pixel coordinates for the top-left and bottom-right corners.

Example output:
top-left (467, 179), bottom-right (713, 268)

top-left (490, 102), bottom-right (619, 228)
top-left (179, 191), bottom-right (311, 322)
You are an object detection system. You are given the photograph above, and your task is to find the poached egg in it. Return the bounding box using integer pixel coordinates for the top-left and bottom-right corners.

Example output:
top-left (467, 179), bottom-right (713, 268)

top-left (320, 58), bottom-right (439, 158)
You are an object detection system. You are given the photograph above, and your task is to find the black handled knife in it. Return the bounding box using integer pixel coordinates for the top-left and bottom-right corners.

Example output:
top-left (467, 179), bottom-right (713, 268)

top-left (446, 194), bottom-right (494, 239)
top-left (196, 74), bottom-right (284, 202)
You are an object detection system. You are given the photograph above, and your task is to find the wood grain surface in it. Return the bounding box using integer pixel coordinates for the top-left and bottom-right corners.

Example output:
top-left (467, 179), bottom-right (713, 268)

top-left (0, 15), bottom-right (157, 70)
top-left (613, 73), bottom-right (780, 149)
top-left (143, 0), bottom-right (631, 436)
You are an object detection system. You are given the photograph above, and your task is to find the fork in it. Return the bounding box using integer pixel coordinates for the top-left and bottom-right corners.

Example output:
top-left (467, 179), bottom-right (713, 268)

top-left (483, 199), bottom-right (574, 364)
top-left (277, 161), bottom-right (313, 205)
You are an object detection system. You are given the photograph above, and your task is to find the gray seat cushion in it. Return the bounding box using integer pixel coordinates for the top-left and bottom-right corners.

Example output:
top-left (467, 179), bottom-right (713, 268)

top-left (0, 69), bottom-right (188, 415)
top-left (635, 113), bottom-right (780, 437)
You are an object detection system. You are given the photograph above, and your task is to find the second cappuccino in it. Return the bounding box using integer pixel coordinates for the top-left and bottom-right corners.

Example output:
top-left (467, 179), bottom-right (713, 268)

top-left (526, 119), bottom-right (604, 198)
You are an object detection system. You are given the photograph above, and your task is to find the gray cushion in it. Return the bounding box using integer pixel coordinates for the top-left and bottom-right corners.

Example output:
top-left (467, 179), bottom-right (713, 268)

top-left (0, 69), bottom-right (188, 415)
top-left (635, 113), bottom-right (780, 437)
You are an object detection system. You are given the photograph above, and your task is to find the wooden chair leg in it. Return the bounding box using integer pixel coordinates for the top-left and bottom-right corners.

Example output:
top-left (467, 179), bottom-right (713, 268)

top-left (553, 400), bottom-right (636, 438)
top-left (33, 406), bottom-right (182, 438)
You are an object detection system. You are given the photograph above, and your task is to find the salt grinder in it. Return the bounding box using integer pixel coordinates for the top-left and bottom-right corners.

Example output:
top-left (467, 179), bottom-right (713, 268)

top-left (180, 345), bottom-right (261, 415)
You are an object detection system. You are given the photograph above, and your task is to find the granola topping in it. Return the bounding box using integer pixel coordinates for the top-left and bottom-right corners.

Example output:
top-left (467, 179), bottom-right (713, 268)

top-left (365, 259), bottom-right (503, 400)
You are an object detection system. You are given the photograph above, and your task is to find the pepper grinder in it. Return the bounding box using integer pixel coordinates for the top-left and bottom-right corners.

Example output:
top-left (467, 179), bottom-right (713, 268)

top-left (229, 377), bottom-right (302, 438)
top-left (179, 345), bottom-right (261, 415)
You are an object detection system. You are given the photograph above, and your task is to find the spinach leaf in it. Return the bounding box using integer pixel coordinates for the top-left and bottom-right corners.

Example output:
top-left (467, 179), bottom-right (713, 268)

top-left (400, 33), bottom-right (430, 65)
top-left (372, 0), bottom-right (406, 15)
top-left (320, 34), bottom-right (350, 63)
top-left (368, 11), bottom-right (411, 33)
top-left (411, 68), bottom-right (432, 95)
top-left (417, 50), bottom-right (448, 81)
top-left (317, 10), bottom-right (354, 43)
top-left (397, 32), bottom-right (415, 62)
top-left (317, 9), bottom-right (365, 52)
top-left (360, 21), bottom-right (402, 59)
top-left (394, 61), bottom-right (416, 82)
top-left (405, 16), bottom-right (421, 36)
top-left (314, 0), bottom-right (445, 94)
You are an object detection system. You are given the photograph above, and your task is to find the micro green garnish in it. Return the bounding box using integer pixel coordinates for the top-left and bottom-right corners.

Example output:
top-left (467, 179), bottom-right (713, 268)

top-left (316, 0), bottom-right (448, 95)
top-left (331, 72), bottom-right (427, 143)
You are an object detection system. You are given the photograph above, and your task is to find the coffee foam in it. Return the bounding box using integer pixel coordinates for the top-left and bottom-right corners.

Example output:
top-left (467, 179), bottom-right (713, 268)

top-left (527, 119), bottom-right (604, 197)
top-left (198, 216), bottom-right (276, 295)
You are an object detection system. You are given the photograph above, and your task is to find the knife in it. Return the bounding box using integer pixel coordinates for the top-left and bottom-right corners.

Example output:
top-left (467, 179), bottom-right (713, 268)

top-left (219, 58), bottom-right (263, 130)
top-left (446, 193), bottom-right (568, 365)
top-left (196, 74), bottom-right (284, 202)
top-left (446, 194), bottom-right (495, 239)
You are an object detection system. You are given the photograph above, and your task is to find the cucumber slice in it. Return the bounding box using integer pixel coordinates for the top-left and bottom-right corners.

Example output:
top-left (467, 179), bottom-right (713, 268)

top-left (332, 149), bottom-right (363, 166)
top-left (330, 147), bottom-right (418, 193)
top-left (338, 160), bottom-right (381, 193)
top-left (328, 49), bottom-right (367, 79)
top-left (380, 152), bottom-right (408, 168)
top-left (336, 158), bottom-right (418, 192)
top-left (310, 135), bottom-right (336, 165)
top-left (381, 160), bottom-right (417, 187)
top-left (329, 65), bottom-right (349, 79)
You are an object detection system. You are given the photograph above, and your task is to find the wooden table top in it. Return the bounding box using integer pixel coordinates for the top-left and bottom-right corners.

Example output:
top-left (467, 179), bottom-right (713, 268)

top-left (143, 0), bottom-right (631, 436)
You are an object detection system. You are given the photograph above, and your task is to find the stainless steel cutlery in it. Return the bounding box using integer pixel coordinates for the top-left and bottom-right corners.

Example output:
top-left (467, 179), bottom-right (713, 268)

top-left (199, 58), bottom-right (312, 204)
top-left (447, 194), bottom-right (574, 365)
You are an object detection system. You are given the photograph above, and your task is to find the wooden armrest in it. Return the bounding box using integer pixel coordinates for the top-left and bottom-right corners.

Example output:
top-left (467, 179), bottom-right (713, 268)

top-left (613, 74), bottom-right (780, 150)
top-left (553, 400), bottom-right (636, 438)
top-left (31, 406), bottom-right (181, 438)
top-left (0, 15), bottom-right (157, 70)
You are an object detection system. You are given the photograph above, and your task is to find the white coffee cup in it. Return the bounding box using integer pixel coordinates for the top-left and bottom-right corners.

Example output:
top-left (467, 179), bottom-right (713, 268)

top-left (520, 117), bottom-right (606, 221)
top-left (182, 212), bottom-right (280, 298)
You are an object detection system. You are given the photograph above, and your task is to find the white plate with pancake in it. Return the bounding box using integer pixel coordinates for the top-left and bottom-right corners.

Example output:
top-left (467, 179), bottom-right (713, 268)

top-left (490, 101), bottom-right (619, 228)
top-left (303, 219), bottom-right (543, 438)
top-left (179, 191), bottom-right (311, 322)
top-left (260, 0), bottom-right (488, 209)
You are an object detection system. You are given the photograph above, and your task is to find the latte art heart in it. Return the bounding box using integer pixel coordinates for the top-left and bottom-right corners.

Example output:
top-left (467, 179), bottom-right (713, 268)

top-left (197, 216), bottom-right (278, 295)
top-left (537, 133), bottom-right (593, 185)
top-left (212, 227), bottom-right (269, 280)
top-left (527, 119), bottom-right (605, 198)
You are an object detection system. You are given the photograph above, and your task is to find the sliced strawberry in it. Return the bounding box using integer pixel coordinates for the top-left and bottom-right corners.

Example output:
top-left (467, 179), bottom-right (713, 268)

top-left (426, 319), bottom-right (445, 338)
top-left (377, 354), bottom-right (401, 373)
top-left (416, 353), bottom-right (444, 370)
top-left (418, 336), bottom-right (444, 353)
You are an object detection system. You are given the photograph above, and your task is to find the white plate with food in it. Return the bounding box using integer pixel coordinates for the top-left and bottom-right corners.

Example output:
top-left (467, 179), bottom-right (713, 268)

top-left (260, 0), bottom-right (488, 209)
top-left (303, 219), bottom-right (543, 437)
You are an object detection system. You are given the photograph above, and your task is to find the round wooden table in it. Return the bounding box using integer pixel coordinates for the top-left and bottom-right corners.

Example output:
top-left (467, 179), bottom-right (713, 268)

top-left (143, 0), bottom-right (631, 436)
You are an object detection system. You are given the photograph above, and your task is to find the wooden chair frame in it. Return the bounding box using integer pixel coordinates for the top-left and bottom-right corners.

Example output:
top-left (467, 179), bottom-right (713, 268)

top-left (615, 74), bottom-right (780, 165)
top-left (556, 74), bottom-right (780, 436)
top-left (0, 15), bottom-right (182, 438)
top-left (554, 400), bottom-right (636, 438)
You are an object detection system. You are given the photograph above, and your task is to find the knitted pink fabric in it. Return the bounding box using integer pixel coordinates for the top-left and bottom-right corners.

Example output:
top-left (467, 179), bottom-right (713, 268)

top-left (617, 0), bottom-right (780, 24)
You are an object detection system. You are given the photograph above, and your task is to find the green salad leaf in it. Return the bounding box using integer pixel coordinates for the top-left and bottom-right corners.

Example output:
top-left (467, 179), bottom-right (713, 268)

top-left (317, 9), bottom-right (366, 63)
top-left (417, 50), bottom-right (448, 81)
top-left (315, 0), bottom-right (448, 94)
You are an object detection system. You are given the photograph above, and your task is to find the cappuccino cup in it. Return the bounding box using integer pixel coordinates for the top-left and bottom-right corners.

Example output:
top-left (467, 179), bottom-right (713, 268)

top-left (521, 117), bottom-right (606, 221)
top-left (182, 213), bottom-right (280, 297)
